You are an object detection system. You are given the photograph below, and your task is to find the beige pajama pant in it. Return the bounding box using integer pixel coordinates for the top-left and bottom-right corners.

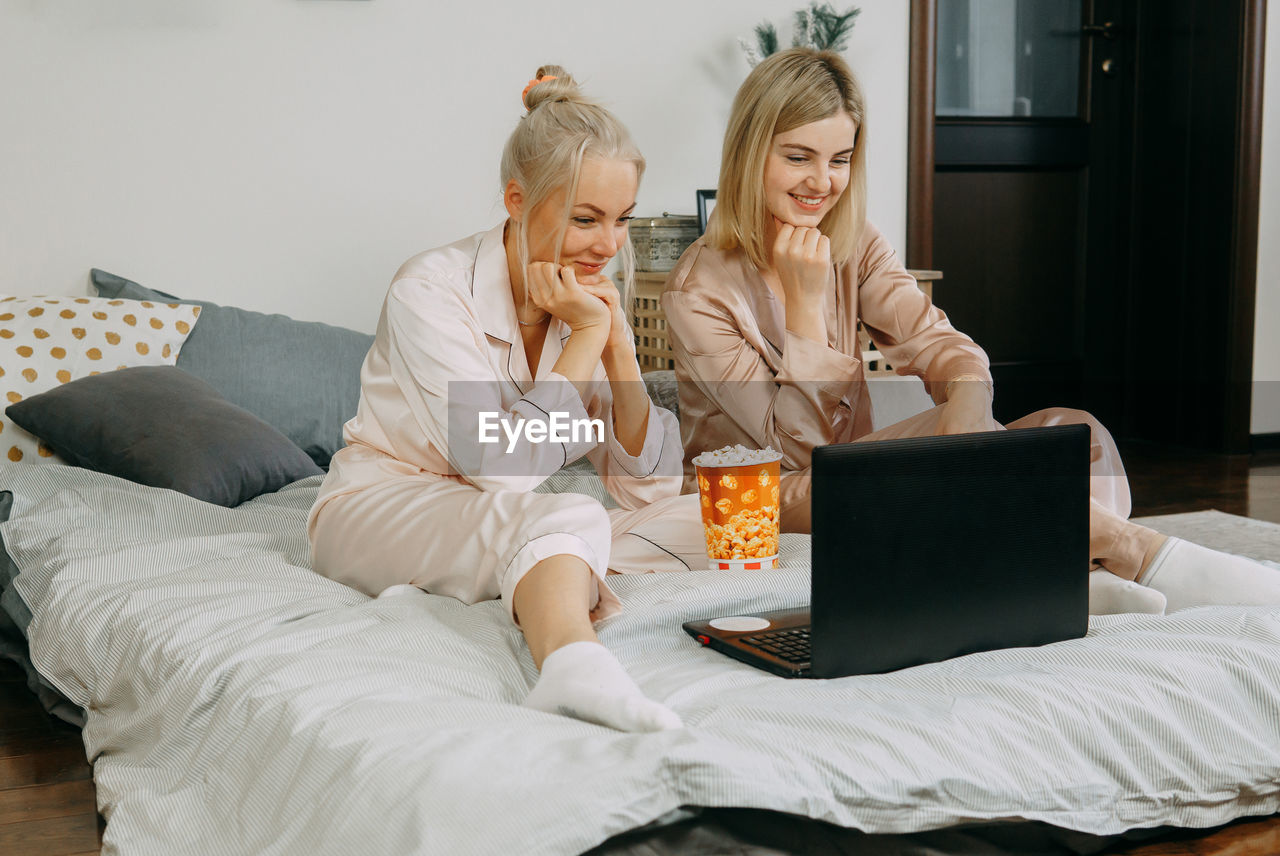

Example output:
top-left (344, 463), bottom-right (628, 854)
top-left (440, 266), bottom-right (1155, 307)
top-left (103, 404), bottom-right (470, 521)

top-left (311, 478), bottom-right (705, 623)
top-left (780, 405), bottom-right (1150, 580)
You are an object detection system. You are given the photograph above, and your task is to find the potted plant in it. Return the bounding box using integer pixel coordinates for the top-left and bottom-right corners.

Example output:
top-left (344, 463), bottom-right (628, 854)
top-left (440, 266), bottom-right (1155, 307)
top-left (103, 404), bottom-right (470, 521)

top-left (741, 2), bottom-right (862, 67)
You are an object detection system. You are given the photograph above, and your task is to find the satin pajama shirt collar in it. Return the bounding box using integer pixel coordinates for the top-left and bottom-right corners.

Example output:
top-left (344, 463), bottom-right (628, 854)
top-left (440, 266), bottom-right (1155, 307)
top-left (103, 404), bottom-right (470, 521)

top-left (470, 222), bottom-right (571, 396)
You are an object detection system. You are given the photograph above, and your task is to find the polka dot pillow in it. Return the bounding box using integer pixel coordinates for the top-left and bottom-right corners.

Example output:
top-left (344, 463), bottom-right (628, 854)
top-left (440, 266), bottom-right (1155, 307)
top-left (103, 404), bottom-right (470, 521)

top-left (0, 295), bottom-right (201, 463)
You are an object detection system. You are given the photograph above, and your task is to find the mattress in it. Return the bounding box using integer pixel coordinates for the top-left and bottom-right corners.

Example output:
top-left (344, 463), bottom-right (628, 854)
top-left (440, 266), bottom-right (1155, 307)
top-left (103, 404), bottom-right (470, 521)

top-left (2, 464), bottom-right (1278, 855)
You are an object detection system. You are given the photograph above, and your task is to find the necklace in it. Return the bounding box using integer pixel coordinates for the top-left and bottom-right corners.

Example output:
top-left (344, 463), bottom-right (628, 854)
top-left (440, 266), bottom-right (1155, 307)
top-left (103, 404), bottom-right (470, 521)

top-left (517, 313), bottom-right (550, 327)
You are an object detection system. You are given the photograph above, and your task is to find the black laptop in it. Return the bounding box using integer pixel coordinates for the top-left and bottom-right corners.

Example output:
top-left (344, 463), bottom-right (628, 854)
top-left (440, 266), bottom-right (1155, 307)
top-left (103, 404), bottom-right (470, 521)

top-left (684, 425), bottom-right (1090, 678)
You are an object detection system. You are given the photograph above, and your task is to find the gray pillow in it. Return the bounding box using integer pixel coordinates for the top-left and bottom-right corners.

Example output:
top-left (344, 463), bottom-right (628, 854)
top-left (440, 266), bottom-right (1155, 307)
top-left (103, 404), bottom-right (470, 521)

top-left (6, 366), bottom-right (323, 507)
top-left (643, 370), bottom-right (679, 418)
top-left (91, 269), bottom-right (373, 468)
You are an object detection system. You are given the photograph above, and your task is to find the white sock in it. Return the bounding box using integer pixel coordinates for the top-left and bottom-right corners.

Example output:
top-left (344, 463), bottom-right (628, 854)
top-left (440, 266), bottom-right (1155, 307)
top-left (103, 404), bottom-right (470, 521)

top-left (524, 641), bottom-right (682, 733)
top-left (1088, 569), bottom-right (1167, 615)
top-left (1139, 537), bottom-right (1280, 612)
top-left (376, 583), bottom-right (423, 599)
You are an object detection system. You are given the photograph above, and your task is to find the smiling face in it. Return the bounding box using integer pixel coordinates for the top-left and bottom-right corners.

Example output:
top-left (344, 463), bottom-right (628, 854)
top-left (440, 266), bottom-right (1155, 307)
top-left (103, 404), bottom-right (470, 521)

top-left (761, 112), bottom-right (858, 230)
top-left (522, 157), bottom-right (639, 279)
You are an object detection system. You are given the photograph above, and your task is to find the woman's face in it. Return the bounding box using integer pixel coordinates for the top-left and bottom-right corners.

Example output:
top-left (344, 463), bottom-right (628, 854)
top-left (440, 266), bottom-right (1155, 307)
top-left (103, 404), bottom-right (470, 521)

top-left (761, 112), bottom-right (857, 229)
top-left (524, 157), bottom-right (638, 279)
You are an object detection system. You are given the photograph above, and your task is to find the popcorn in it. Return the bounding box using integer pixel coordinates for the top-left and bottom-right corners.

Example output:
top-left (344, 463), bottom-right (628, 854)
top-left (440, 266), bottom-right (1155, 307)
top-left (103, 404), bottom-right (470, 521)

top-left (704, 505), bottom-right (781, 560)
top-left (691, 444), bottom-right (782, 468)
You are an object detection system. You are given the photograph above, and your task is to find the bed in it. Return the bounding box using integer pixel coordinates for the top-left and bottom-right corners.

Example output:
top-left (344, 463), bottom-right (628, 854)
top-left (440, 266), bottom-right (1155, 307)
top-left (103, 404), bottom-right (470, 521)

top-left (1, 273), bottom-right (1278, 856)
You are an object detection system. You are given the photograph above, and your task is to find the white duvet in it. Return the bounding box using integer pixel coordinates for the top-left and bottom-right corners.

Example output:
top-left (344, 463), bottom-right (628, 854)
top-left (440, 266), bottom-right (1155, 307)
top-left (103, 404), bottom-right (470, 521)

top-left (3, 465), bottom-right (1279, 855)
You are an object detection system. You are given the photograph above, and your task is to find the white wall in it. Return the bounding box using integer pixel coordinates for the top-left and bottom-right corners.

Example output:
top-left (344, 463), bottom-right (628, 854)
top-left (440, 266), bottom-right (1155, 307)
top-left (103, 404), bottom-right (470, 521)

top-left (0, 0), bottom-right (909, 334)
top-left (1252, 4), bottom-right (1280, 434)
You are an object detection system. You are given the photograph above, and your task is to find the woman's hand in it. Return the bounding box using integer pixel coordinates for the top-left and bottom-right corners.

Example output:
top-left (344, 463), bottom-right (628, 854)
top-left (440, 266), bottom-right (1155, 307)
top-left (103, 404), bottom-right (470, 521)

top-left (526, 262), bottom-right (611, 333)
top-left (935, 381), bottom-right (996, 436)
top-left (771, 217), bottom-right (831, 345)
top-left (578, 276), bottom-right (632, 354)
top-left (772, 218), bottom-right (831, 308)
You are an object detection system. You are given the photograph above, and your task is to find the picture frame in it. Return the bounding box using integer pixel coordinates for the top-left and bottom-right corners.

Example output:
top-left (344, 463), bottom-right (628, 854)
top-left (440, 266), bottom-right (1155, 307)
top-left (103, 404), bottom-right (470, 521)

top-left (696, 189), bottom-right (717, 235)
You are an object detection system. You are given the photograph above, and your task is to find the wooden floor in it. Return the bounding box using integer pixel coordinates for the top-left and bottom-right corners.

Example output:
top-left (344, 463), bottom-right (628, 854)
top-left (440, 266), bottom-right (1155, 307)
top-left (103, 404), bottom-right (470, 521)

top-left (0, 445), bottom-right (1278, 855)
top-left (1121, 442), bottom-right (1280, 525)
top-left (0, 665), bottom-right (99, 854)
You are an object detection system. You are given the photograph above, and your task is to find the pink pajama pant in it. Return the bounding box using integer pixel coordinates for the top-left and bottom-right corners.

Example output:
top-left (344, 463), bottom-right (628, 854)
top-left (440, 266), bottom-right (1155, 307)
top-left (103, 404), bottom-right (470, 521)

top-left (310, 478), bottom-right (705, 623)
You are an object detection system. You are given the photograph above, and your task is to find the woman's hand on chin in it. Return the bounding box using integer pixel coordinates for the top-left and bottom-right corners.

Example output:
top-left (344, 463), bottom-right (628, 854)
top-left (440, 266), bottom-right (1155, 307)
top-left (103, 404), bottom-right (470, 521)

top-left (771, 217), bottom-right (831, 307)
top-left (526, 262), bottom-right (611, 333)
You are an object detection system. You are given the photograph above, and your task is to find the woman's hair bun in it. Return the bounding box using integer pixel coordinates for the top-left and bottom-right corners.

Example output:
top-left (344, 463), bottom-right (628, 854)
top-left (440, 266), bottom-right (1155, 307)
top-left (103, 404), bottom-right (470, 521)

top-left (522, 65), bottom-right (583, 111)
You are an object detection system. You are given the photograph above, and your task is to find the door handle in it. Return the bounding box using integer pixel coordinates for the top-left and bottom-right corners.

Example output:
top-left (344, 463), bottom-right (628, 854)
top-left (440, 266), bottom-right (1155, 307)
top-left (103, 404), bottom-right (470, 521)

top-left (1082, 21), bottom-right (1116, 39)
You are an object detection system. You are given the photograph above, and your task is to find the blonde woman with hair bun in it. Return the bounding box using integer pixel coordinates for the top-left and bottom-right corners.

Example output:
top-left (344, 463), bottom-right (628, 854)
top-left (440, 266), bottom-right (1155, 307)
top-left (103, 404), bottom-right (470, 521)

top-left (664, 48), bottom-right (1280, 613)
top-left (308, 66), bottom-right (704, 733)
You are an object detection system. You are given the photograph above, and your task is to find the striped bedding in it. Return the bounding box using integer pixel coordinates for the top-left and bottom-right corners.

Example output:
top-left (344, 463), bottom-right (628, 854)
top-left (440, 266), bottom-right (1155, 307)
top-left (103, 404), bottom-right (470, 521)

top-left (2, 464), bottom-right (1279, 855)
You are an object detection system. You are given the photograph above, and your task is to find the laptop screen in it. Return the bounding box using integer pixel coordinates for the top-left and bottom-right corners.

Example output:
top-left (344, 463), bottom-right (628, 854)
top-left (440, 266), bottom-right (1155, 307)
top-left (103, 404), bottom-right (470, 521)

top-left (809, 425), bottom-right (1089, 677)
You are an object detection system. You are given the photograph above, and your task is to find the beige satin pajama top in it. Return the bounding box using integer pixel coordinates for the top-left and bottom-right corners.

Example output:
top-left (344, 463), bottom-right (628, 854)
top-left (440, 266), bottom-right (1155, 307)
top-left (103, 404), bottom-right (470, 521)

top-left (660, 222), bottom-right (991, 513)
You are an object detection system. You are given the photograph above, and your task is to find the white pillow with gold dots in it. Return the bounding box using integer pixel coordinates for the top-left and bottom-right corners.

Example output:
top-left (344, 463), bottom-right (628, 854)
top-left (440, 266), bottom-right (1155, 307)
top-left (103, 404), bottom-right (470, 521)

top-left (0, 295), bottom-right (201, 464)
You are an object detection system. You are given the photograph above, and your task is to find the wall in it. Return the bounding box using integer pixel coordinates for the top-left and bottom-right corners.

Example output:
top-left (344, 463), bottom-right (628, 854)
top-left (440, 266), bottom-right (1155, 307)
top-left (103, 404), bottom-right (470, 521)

top-left (1252, 2), bottom-right (1280, 434)
top-left (4, 1), bottom-right (1272, 433)
top-left (0, 0), bottom-right (909, 334)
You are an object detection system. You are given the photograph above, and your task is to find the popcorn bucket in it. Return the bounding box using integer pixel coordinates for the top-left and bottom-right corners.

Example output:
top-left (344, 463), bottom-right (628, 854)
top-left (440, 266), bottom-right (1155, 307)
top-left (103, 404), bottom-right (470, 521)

top-left (694, 447), bottom-right (783, 571)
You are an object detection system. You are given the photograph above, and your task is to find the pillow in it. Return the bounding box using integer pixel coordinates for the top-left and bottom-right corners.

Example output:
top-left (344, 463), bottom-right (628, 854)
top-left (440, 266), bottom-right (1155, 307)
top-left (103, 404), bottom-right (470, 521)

top-left (91, 269), bottom-right (374, 468)
top-left (0, 295), bottom-right (201, 465)
top-left (6, 366), bottom-right (323, 507)
top-left (642, 370), bottom-right (679, 418)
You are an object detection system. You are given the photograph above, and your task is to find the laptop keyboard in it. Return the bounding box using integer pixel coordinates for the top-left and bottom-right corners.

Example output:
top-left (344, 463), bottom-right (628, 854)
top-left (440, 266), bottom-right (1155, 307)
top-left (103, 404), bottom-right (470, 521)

top-left (743, 627), bottom-right (811, 664)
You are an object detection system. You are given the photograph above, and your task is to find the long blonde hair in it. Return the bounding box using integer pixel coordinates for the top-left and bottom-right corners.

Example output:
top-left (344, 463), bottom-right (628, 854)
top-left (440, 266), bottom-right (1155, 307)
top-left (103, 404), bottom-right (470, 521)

top-left (708, 48), bottom-right (867, 269)
top-left (500, 65), bottom-right (644, 308)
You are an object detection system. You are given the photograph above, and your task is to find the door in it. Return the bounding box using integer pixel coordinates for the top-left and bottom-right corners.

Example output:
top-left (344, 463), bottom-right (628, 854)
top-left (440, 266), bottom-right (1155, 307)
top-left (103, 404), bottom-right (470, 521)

top-left (914, 0), bottom-right (1264, 450)
top-left (929, 0), bottom-right (1113, 426)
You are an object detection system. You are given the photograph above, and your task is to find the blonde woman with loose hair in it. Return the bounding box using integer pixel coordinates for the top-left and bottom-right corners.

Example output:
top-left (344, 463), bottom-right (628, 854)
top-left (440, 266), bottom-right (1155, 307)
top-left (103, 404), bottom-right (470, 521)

top-left (708, 48), bottom-right (868, 270)
top-left (309, 67), bottom-right (704, 733)
top-left (664, 48), bottom-right (1280, 613)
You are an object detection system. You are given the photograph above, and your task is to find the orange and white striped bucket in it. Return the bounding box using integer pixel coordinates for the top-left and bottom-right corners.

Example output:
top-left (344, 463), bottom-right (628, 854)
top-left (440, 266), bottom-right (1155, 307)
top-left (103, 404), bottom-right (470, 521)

top-left (694, 452), bottom-right (782, 571)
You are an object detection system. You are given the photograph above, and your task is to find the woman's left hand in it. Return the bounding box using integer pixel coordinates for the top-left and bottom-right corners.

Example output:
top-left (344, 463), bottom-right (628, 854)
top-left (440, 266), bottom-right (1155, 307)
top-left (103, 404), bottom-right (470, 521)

top-left (936, 382), bottom-right (996, 436)
top-left (578, 276), bottom-right (632, 354)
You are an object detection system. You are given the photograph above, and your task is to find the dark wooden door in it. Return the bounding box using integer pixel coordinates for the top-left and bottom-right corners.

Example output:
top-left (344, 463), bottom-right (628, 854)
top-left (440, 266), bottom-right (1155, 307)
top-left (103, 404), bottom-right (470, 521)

top-left (917, 0), bottom-right (1264, 451)
top-left (930, 0), bottom-right (1114, 426)
top-left (1115, 0), bottom-right (1263, 452)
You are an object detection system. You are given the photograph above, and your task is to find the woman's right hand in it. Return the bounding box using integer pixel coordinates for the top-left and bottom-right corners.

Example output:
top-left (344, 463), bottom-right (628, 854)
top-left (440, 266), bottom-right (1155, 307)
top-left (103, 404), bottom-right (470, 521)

top-left (526, 262), bottom-right (611, 333)
top-left (772, 218), bottom-right (832, 308)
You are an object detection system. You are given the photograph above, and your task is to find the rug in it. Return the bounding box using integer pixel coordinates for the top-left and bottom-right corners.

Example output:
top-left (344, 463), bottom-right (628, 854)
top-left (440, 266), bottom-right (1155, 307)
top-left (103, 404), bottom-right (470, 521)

top-left (1133, 509), bottom-right (1280, 562)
